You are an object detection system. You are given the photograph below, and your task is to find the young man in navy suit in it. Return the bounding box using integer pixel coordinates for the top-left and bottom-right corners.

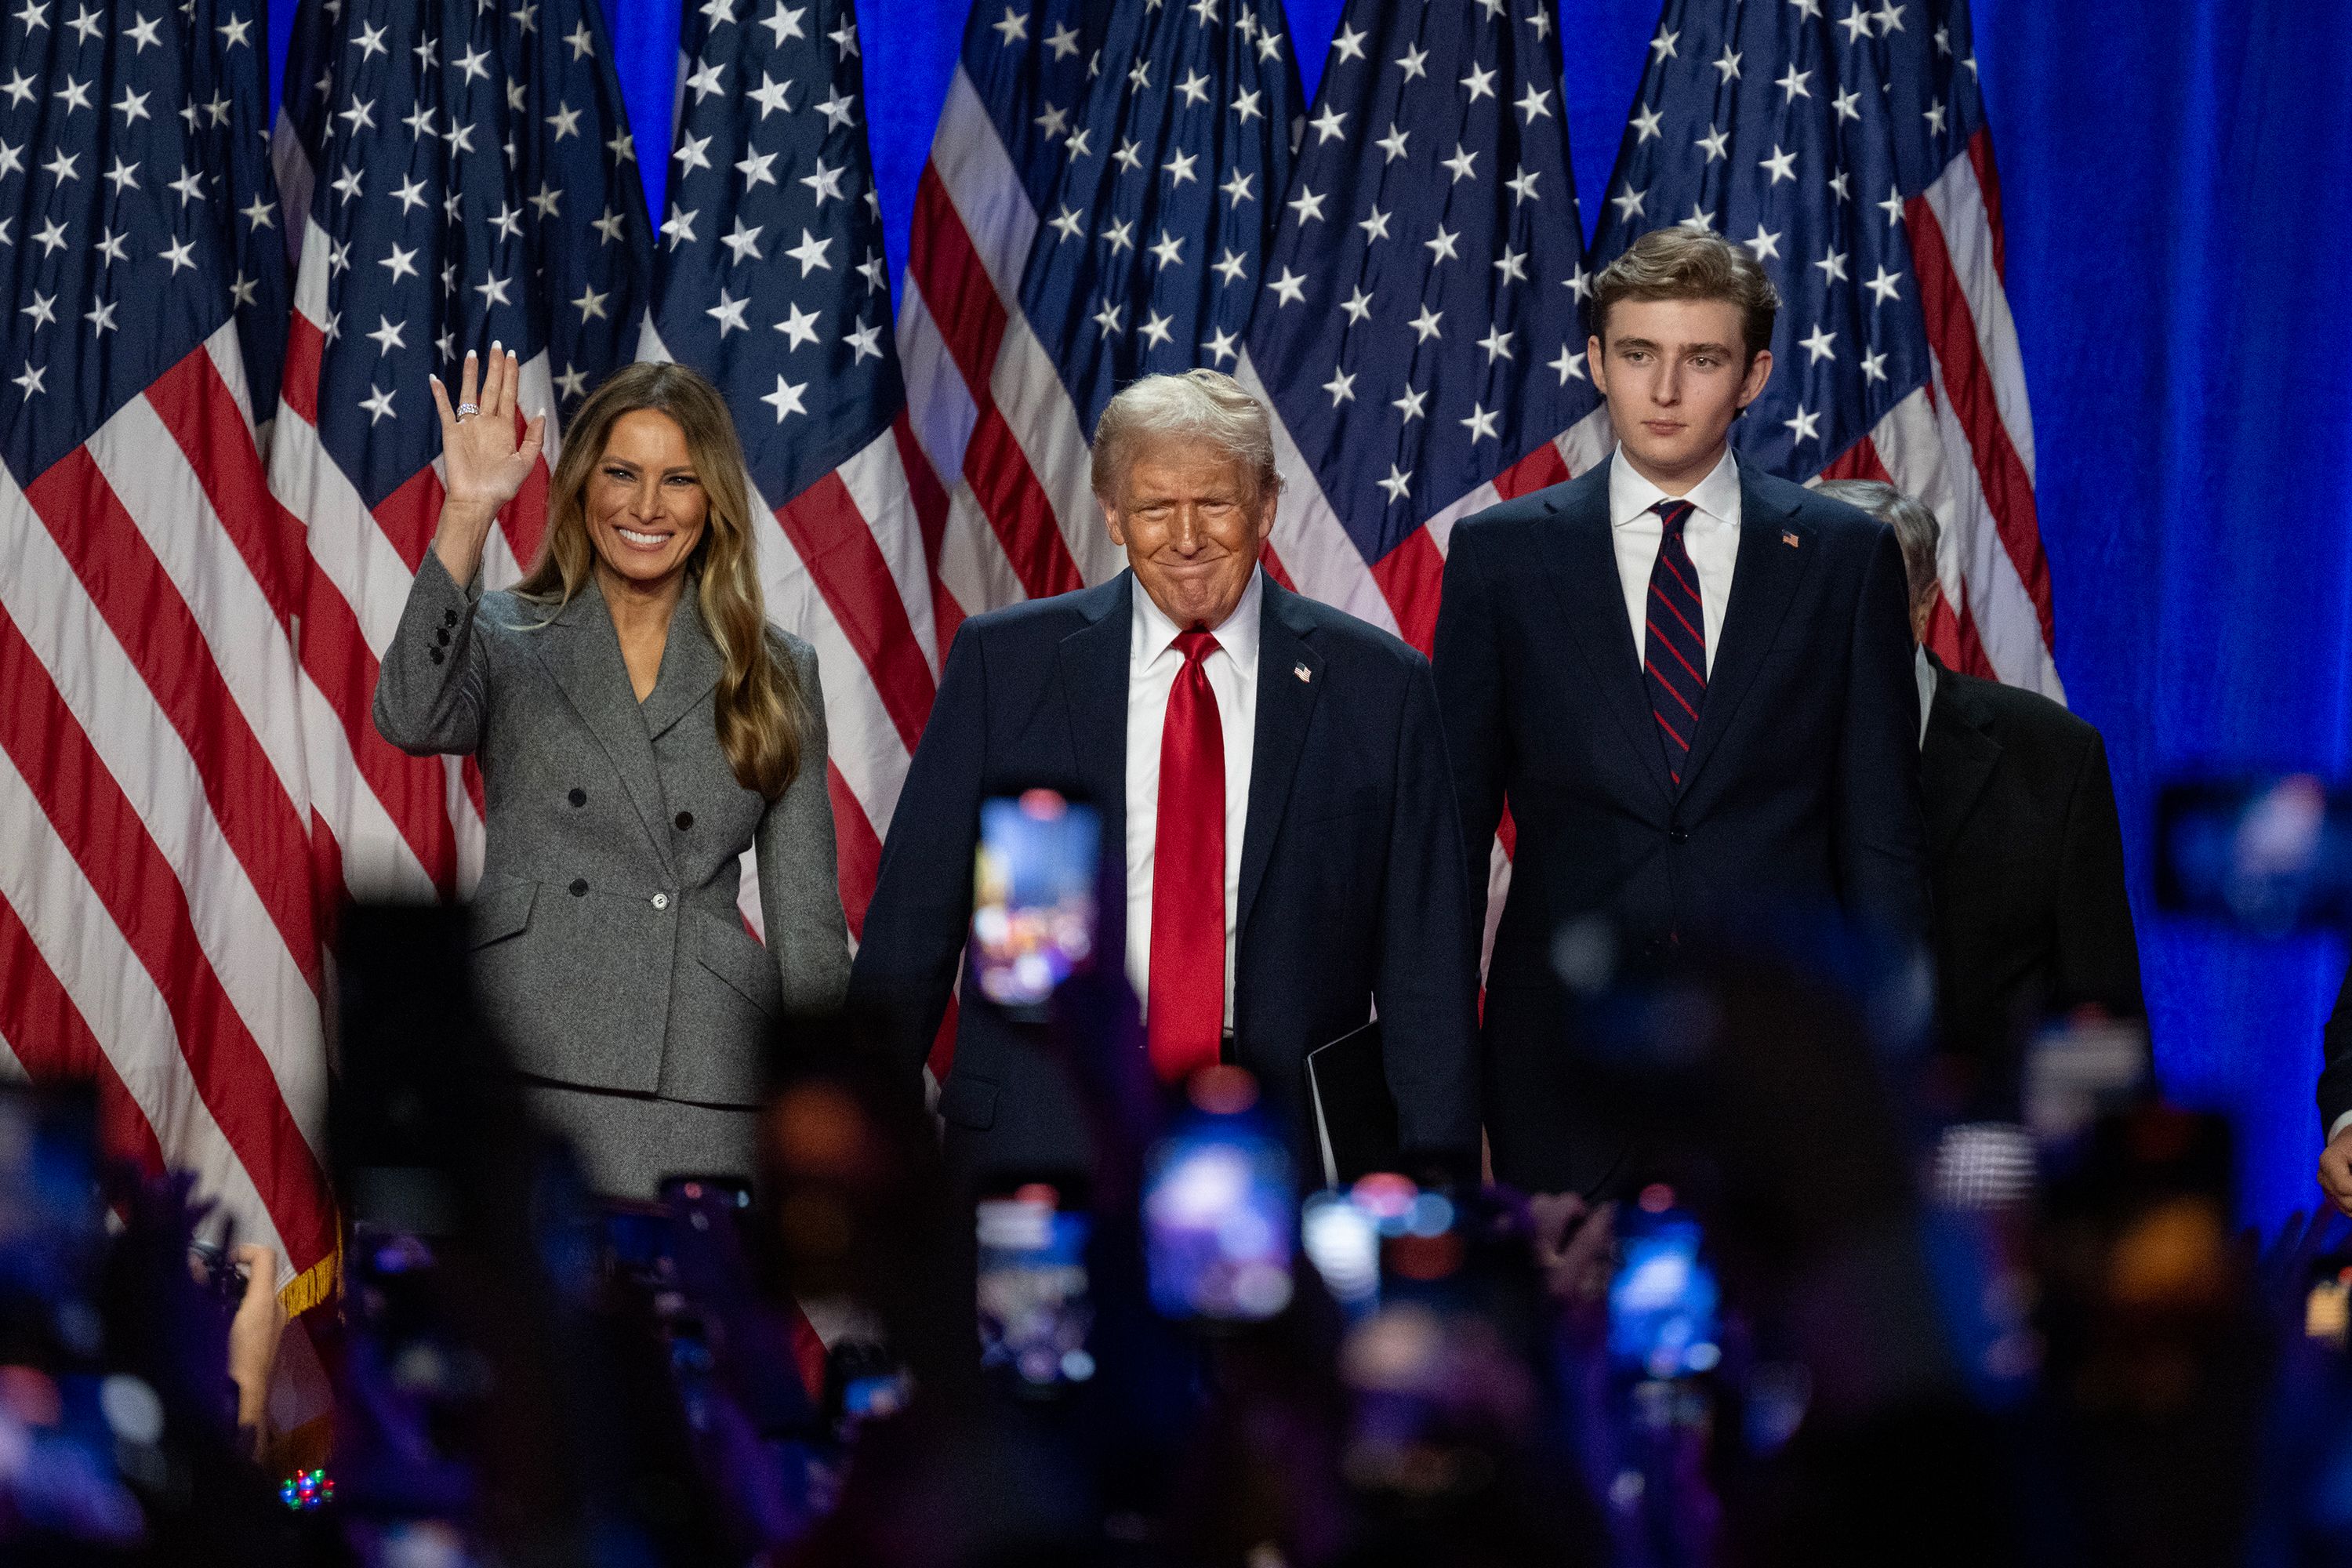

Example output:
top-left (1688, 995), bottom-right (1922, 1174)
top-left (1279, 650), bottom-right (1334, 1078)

top-left (1434, 229), bottom-right (1929, 1196)
top-left (852, 370), bottom-right (1479, 1189)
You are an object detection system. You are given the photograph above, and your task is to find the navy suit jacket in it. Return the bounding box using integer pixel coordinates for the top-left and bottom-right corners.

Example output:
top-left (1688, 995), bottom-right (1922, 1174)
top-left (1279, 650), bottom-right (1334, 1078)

top-left (2321, 964), bottom-right (2352, 1137)
top-left (851, 568), bottom-right (1480, 1183)
top-left (1922, 654), bottom-right (2143, 1118)
top-left (1432, 459), bottom-right (1929, 1193)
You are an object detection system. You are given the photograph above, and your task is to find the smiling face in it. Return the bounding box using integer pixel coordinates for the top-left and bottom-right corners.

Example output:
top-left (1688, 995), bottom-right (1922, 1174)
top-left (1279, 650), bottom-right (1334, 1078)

top-left (1101, 437), bottom-right (1273, 630)
top-left (583, 408), bottom-right (710, 594)
top-left (1589, 296), bottom-right (1774, 494)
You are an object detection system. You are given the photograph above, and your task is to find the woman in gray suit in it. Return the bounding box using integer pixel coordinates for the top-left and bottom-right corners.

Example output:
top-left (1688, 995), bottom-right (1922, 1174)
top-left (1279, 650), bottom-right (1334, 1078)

top-left (374, 347), bottom-right (848, 1197)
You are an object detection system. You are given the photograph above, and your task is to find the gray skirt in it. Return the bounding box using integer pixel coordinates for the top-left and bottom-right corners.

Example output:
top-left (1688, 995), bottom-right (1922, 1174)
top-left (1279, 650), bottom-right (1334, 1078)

top-left (518, 1077), bottom-right (761, 1200)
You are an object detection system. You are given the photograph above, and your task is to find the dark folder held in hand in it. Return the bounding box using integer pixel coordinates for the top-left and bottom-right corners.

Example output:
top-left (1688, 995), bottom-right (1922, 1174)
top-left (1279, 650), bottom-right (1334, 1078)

top-left (1305, 1020), bottom-right (1401, 1189)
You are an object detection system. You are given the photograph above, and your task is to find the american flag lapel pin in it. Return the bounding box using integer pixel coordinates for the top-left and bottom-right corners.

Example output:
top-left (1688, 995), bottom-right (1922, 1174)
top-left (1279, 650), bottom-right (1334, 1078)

top-left (1782, 529), bottom-right (1801, 548)
top-left (1294, 662), bottom-right (1312, 683)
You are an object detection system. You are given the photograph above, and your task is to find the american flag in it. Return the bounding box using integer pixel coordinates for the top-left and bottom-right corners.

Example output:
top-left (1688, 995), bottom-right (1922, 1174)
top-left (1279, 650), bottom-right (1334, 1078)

top-left (1240, 0), bottom-right (1605, 656)
top-left (638, 0), bottom-right (939, 945)
top-left (1011, 0), bottom-right (1300, 495)
top-left (901, 0), bottom-right (1298, 625)
top-left (269, 0), bottom-right (653, 904)
top-left (896, 0), bottom-right (1099, 626)
top-left (1589, 0), bottom-right (2055, 694)
top-left (0, 0), bottom-right (336, 1320)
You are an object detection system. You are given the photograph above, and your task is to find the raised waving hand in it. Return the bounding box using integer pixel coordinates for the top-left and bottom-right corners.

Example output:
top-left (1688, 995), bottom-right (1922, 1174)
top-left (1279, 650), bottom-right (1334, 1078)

top-left (428, 344), bottom-right (548, 584)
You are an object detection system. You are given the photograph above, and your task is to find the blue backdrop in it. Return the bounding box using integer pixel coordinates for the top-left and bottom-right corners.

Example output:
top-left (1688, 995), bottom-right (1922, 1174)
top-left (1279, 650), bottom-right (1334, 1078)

top-left (267, 2), bottom-right (2352, 1225)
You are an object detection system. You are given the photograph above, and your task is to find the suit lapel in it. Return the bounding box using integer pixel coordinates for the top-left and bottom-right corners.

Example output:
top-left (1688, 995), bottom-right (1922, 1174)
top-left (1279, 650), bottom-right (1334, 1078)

top-left (1537, 468), bottom-right (1675, 805)
top-left (1677, 471), bottom-right (1813, 796)
top-left (1921, 663), bottom-right (2002, 855)
top-left (528, 578), bottom-right (676, 875)
top-left (638, 587), bottom-right (724, 744)
top-left (1056, 573), bottom-right (1133, 869)
top-left (1237, 577), bottom-right (1323, 936)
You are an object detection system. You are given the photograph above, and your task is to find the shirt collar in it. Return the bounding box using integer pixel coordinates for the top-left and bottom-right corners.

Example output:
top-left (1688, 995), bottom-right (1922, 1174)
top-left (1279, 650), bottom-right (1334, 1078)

top-left (1915, 644), bottom-right (1937, 750)
top-left (1608, 444), bottom-right (1742, 531)
top-left (1131, 561), bottom-right (1264, 672)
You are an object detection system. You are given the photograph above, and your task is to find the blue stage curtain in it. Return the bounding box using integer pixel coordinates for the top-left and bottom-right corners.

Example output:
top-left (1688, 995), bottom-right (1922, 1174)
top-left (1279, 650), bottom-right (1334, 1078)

top-left (1964, 0), bottom-right (2352, 1225)
top-left (266, 1), bottom-right (2352, 1224)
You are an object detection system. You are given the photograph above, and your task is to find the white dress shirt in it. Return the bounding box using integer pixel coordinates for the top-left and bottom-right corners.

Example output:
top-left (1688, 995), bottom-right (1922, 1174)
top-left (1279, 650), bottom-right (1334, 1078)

top-left (1607, 445), bottom-right (1744, 675)
top-left (1916, 644), bottom-right (1938, 750)
top-left (1124, 568), bottom-right (1261, 1029)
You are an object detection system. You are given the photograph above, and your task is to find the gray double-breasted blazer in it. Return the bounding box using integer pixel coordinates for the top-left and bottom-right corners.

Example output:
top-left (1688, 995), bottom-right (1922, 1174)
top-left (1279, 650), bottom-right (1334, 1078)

top-left (373, 551), bottom-right (850, 1107)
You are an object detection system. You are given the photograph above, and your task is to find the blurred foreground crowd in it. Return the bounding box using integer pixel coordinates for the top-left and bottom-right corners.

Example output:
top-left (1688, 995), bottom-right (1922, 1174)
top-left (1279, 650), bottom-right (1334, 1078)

top-left (4, 902), bottom-right (2350, 1568)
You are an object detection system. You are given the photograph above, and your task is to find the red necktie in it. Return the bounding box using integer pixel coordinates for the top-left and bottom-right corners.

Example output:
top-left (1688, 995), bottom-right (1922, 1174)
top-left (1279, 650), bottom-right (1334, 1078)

top-left (1644, 499), bottom-right (1707, 786)
top-left (1147, 626), bottom-right (1225, 1083)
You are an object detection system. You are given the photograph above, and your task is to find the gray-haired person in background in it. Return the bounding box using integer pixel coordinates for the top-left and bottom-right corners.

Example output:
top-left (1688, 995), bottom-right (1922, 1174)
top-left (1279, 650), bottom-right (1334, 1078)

top-left (850, 369), bottom-right (1480, 1189)
top-left (1816, 480), bottom-right (2143, 1120)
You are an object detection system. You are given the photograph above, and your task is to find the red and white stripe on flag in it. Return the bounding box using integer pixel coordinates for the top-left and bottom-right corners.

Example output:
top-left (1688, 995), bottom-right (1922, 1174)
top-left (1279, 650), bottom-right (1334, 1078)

top-left (0, 320), bottom-right (339, 1315)
top-left (270, 221), bottom-right (559, 906)
top-left (1822, 132), bottom-right (2058, 698)
top-left (898, 66), bottom-right (1128, 633)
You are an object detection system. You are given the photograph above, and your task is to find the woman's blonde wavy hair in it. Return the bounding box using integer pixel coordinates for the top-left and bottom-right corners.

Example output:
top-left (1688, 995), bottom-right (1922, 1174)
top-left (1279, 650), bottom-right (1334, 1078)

top-left (514, 361), bottom-right (804, 800)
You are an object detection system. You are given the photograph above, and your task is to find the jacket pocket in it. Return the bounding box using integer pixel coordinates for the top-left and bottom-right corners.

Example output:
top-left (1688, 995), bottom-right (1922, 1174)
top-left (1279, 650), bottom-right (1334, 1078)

top-left (468, 880), bottom-right (536, 948)
top-left (1301, 783), bottom-right (1381, 826)
top-left (688, 908), bottom-right (785, 1018)
top-left (936, 1071), bottom-right (998, 1131)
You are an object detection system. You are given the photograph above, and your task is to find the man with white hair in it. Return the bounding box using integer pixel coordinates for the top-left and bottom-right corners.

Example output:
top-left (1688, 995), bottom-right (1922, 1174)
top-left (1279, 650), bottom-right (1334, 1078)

top-left (852, 370), bottom-right (1479, 1185)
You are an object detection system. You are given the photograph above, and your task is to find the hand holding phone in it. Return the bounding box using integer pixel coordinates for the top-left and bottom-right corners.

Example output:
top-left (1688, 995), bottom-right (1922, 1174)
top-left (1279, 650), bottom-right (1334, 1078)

top-left (224, 1243), bottom-right (285, 1448)
top-left (1530, 1192), bottom-right (1618, 1332)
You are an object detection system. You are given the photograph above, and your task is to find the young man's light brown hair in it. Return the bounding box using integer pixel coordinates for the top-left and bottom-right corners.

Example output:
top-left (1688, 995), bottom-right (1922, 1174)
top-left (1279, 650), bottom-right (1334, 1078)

top-left (1589, 228), bottom-right (1783, 362)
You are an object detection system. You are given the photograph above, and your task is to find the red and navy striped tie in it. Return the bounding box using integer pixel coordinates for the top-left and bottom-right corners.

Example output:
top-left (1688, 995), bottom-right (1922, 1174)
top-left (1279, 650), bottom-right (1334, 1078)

top-left (1644, 499), bottom-right (1707, 786)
